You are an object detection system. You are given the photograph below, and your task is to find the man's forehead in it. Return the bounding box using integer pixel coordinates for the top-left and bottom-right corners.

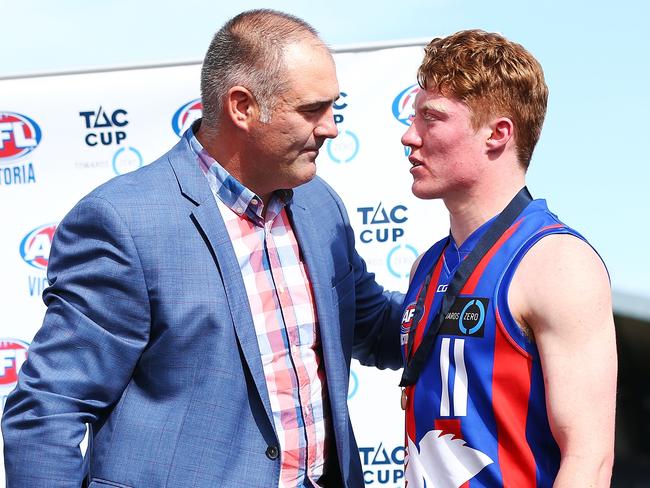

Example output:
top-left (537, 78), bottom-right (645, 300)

top-left (414, 90), bottom-right (452, 112)
top-left (282, 74), bottom-right (339, 102)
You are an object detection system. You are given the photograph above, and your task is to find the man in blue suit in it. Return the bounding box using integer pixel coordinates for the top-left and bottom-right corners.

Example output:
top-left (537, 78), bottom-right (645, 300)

top-left (2, 9), bottom-right (403, 488)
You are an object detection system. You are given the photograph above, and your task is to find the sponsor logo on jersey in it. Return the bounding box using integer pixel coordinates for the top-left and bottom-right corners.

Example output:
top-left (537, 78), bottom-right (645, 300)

top-left (405, 430), bottom-right (492, 487)
top-left (171, 99), bottom-right (202, 137)
top-left (439, 297), bottom-right (489, 337)
top-left (20, 223), bottom-right (57, 270)
top-left (0, 112), bottom-right (42, 162)
top-left (400, 302), bottom-right (417, 345)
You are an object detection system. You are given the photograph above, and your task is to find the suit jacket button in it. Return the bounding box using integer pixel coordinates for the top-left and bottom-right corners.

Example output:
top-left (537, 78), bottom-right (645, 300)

top-left (266, 445), bottom-right (279, 460)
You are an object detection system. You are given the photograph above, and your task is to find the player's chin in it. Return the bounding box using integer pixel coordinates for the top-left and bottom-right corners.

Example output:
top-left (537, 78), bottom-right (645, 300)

top-left (411, 181), bottom-right (439, 200)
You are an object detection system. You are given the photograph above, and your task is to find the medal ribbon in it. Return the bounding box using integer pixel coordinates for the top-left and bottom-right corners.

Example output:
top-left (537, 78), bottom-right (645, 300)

top-left (400, 187), bottom-right (533, 388)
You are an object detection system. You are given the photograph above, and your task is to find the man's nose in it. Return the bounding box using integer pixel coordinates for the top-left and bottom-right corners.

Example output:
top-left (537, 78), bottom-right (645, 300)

top-left (315, 106), bottom-right (338, 139)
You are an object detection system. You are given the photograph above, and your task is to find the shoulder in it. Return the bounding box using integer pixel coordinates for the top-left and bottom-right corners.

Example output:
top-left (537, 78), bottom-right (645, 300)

top-left (516, 233), bottom-right (608, 294)
top-left (293, 176), bottom-right (342, 204)
top-left (57, 147), bottom-right (182, 237)
top-left (409, 236), bottom-right (449, 285)
top-left (71, 142), bottom-right (185, 218)
top-left (509, 233), bottom-right (611, 334)
top-left (292, 176), bottom-right (349, 221)
top-left (92, 154), bottom-right (174, 200)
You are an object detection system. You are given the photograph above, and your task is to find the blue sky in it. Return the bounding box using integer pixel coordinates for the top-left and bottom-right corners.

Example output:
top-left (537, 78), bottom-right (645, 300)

top-left (3, 0), bottom-right (649, 312)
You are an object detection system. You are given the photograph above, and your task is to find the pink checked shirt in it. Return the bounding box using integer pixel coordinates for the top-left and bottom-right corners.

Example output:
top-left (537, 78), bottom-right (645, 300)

top-left (189, 129), bottom-right (331, 488)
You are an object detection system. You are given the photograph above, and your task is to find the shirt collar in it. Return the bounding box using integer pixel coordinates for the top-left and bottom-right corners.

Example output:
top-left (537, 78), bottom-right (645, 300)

top-left (185, 124), bottom-right (293, 225)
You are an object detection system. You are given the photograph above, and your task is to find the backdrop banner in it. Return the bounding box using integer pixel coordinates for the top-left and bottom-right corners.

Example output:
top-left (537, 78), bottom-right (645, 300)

top-left (0, 44), bottom-right (449, 486)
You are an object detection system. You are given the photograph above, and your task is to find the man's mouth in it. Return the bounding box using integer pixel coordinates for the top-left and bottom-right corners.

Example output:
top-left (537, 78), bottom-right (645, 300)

top-left (409, 157), bottom-right (423, 168)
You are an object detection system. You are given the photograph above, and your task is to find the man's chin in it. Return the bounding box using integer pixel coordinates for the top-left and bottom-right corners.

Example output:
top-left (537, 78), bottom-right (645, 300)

top-left (300, 149), bottom-right (320, 163)
top-left (285, 164), bottom-right (318, 189)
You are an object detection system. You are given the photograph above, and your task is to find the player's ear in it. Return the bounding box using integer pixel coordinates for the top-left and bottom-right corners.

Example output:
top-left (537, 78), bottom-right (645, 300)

top-left (486, 117), bottom-right (514, 152)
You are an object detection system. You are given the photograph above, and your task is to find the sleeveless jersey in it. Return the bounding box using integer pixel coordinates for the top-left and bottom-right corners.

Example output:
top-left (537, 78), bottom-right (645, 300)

top-left (401, 199), bottom-right (587, 488)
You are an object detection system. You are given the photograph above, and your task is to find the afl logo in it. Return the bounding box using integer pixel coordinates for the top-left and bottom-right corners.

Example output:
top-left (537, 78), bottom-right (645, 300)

top-left (0, 112), bottom-right (42, 162)
top-left (391, 84), bottom-right (420, 126)
top-left (400, 303), bottom-right (417, 346)
top-left (401, 303), bottom-right (417, 328)
top-left (171, 99), bottom-right (202, 137)
top-left (20, 223), bottom-right (57, 270)
top-left (0, 339), bottom-right (29, 395)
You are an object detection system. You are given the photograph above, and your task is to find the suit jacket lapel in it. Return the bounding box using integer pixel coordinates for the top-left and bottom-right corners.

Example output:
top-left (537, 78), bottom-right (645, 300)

top-left (166, 138), bottom-right (274, 420)
top-left (288, 201), bottom-right (349, 422)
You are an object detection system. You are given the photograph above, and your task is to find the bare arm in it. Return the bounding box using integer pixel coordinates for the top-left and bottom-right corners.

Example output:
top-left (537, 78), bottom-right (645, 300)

top-left (509, 234), bottom-right (617, 488)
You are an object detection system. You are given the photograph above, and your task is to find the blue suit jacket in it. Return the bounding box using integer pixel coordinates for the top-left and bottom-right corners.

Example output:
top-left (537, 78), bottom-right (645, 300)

top-left (2, 135), bottom-right (403, 488)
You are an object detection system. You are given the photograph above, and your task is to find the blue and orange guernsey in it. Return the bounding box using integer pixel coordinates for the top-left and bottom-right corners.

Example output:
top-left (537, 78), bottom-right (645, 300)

top-left (401, 199), bottom-right (587, 488)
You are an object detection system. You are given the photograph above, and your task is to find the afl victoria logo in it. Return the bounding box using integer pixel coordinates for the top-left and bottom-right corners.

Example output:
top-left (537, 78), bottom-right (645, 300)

top-left (172, 99), bottom-right (202, 137)
top-left (0, 339), bottom-right (29, 395)
top-left (20, 223), bottom-right (57, 270)
top-left (0, 112), bottom-right (42, 162)
top-left (391, 84), bottom-right (420, 126)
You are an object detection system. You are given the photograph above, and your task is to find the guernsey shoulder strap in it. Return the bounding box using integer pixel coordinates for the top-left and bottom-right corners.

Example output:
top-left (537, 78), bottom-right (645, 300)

top-left (399, 186), bottom-right (533, 387)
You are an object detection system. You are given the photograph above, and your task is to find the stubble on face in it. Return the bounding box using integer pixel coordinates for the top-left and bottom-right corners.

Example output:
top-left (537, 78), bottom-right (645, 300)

top-left (245, 41), bottom-right (339, 200)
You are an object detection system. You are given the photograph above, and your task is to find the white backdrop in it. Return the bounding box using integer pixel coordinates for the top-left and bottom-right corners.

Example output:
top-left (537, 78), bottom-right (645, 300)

top-left (0, 44), bottom-right (449, 486)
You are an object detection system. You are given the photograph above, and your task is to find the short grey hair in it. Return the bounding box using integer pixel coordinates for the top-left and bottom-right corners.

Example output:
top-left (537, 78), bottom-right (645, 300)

top-left (200, 9), bottom-right (323, 126)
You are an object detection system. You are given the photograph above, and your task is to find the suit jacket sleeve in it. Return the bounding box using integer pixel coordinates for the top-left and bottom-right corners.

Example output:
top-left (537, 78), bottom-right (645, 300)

top-left (320, 180), bottom-right (404, 370)
top-left (1, 195), bottom-right (151, 487)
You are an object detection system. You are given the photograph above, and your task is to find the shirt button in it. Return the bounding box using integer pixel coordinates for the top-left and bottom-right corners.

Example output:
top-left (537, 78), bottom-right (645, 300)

top-left (266, 445), bottom-right (279, 460)
top-left (236, 206), bottom-right (244, 214)
top-left (251, 198), bottom-right (259, 205)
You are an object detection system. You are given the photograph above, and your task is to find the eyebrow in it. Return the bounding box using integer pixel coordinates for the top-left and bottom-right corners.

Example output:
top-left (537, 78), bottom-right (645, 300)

top-left (298, 95), bottom-right (340, 109)
top-left (419, 102), bottom-right (448, 114)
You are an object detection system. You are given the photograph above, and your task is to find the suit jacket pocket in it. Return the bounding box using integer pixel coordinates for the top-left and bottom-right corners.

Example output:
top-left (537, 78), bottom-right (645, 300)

top-left (89, 479), bottom-right (133, 488)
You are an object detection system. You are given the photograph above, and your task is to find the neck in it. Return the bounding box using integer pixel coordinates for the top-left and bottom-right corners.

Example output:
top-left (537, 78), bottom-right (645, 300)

top-left (446, 178), bottom-right (526, 246)
top-left (196, 121), bottom-right (273, 205)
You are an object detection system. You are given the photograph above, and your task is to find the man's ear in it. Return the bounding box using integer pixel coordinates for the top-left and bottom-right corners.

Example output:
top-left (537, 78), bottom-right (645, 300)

top-left (226, 86), bottom-right (259, 130)
top-left (486, 117), bottom-right (514, 152)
